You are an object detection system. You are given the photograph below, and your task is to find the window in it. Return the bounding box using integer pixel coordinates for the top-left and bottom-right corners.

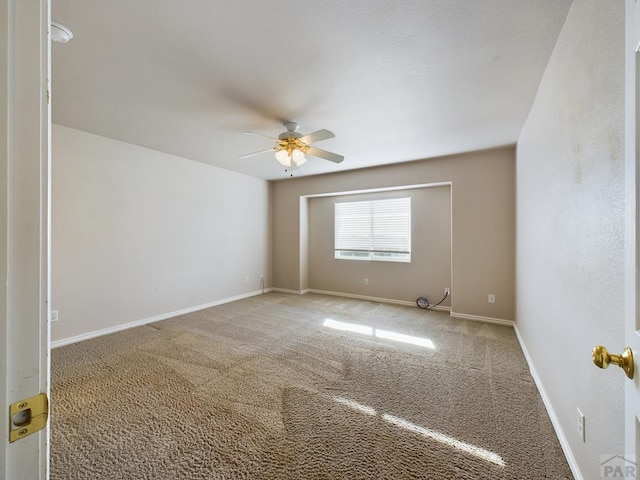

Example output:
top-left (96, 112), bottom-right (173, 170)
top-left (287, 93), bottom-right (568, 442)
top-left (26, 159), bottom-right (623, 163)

top-left (334, 196), bottom-right (411, 262)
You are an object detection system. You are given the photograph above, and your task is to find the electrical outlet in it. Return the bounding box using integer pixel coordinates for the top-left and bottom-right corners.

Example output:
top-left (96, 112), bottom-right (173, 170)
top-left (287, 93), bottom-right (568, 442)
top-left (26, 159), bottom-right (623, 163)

top-left (364, 278), bottom-right (369, 286)
top-left (444, 288), bottom-right (451, 295)
top-left (576, 407), bottom-right (585, 442)
top-left (488, 294), bottom-right (495, 304)
top-left (50, 310), bottom-right (59, 322)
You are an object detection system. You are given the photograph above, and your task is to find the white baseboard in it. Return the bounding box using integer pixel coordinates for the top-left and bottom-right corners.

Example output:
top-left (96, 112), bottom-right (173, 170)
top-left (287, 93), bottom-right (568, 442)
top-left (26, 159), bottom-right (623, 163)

top-left (449, 311), bottom-right (514, 327)
top-left (51, 289), bottom-right (268, 349)
top-left (270, 287), bottom-right (307, 295)
top-left (307, 289), bottom-right (451, 312)
top-left (513, 325), bottom-right (583, 480)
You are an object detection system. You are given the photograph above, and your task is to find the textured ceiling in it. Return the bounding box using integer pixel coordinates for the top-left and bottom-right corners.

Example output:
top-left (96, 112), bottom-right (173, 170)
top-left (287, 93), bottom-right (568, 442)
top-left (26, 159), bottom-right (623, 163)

top-left (51, 1), bottom-right (572, 180)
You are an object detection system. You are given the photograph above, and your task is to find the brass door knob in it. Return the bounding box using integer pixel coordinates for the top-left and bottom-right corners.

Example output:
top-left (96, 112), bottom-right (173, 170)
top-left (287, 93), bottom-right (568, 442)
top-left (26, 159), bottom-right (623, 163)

top-left (592, 345), bottom-right (634, 379)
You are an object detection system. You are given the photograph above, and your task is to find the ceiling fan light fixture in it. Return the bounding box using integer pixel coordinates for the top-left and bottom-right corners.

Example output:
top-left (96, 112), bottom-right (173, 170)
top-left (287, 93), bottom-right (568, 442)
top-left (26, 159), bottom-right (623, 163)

top-left (292, 149), bottom-right (306, 165)
top-left (275, 149), bottom-right (292, 167)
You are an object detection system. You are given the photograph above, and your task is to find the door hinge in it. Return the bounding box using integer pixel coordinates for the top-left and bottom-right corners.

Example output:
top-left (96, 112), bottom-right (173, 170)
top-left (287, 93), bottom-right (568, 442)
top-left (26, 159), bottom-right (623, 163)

top-left (9, 393), bottom-right (48, 442)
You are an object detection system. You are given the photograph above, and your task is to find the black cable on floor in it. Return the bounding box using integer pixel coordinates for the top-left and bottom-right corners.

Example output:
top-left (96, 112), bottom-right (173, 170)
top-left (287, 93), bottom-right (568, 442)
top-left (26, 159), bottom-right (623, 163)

top-left (416, 291), bottom-right (449, 309)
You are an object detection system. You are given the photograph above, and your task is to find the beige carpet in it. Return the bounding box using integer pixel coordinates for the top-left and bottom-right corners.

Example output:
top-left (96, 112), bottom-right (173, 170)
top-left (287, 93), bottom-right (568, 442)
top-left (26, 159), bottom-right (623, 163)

top-left (50, 292), bottom-right (573, 479)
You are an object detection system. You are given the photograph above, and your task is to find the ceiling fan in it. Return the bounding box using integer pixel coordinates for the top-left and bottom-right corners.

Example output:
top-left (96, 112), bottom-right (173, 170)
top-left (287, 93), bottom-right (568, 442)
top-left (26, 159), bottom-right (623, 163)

top-left (239, 122), bottom-right (344, 172)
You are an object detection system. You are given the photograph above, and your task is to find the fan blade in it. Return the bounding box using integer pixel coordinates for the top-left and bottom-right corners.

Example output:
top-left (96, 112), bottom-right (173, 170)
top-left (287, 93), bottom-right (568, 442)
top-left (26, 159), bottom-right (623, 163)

top-left (243, 131), bottom-right (279, 141)
top-left (306, 146), bottom-right (344, 163)
top-left (238, 148), bottom-right (274, 159)
top-left (298, 129), bottom-right (335, 144)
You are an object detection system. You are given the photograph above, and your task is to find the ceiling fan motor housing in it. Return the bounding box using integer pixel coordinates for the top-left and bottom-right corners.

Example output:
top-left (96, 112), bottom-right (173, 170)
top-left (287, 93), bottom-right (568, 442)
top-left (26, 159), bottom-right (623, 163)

top-left (279, 122), bottom-right (302, 140)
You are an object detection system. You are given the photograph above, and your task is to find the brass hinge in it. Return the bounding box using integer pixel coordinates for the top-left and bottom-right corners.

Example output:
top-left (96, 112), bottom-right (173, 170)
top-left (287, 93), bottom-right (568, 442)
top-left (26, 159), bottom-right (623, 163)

top-left (9, 393), bottom-right (48, 442)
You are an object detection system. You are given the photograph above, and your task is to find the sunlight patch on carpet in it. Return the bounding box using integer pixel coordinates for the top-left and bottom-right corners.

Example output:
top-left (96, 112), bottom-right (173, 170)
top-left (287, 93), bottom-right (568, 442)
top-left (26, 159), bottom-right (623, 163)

top-left (333, 396), bottom-right (377, 416)
top-left (382, 414), bottom-right (506, 467)
top-left (323, 319), bottom-right (373, 336)
top-left (330, 394), bottom-right (505, 468)
top-left (323, 319), bottom-right (435, 349)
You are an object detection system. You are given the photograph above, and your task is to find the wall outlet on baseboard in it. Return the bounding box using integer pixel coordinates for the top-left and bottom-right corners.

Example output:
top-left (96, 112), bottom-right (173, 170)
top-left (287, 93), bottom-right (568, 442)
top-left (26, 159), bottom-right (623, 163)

top-left (50, 310), bottom-right (59, 322)
top-left (444, 288), bottom-right (451, 295)
top-left (576, 407), bottom-right (585, 442)
top-left (488, 294), bottom-right (495, 304)
top-left (364, 278), bottom-right (369, 286)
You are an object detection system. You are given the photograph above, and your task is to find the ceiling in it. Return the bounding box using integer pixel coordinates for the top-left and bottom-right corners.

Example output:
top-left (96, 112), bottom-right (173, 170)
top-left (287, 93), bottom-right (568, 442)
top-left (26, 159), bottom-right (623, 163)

top-left (51, 0), bottom-right (573, 180)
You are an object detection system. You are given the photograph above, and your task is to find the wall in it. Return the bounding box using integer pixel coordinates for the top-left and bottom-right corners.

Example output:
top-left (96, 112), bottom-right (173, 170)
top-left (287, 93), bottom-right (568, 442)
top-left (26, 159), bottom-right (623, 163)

top-left (51, 125), bottom-right (271, 343)
top-left (308, 186), bottom-right (451, 306)
top-left (516, 2), bottom-right (625, 478)
top-left (272, 147), bottom-right (515, 321)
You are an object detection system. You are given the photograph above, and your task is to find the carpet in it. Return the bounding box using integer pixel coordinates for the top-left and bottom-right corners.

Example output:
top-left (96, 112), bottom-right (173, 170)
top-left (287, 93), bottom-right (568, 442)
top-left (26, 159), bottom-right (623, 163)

top-left (50, 292), bottom-right (573, 479)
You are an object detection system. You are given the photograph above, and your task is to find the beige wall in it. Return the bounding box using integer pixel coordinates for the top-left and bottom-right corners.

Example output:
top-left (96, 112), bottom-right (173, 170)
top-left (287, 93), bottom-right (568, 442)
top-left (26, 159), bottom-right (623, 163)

top-left (516, 1), bottom-right (624, 477)
top-left (308, 187), bottom-right (451, 306)
top-left (52, 125), bottom-right (271, 343)
top-left (272, 146), bottom-right (515, 320)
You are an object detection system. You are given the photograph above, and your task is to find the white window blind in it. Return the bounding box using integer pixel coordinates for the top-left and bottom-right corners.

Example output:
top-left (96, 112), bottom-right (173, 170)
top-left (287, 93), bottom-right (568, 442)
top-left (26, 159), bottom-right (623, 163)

top-left (334, 196), bottom-right (411, 262)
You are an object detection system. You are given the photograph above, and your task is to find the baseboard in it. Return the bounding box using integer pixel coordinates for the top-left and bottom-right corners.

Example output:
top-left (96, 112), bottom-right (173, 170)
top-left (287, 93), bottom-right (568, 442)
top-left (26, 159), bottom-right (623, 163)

top-left (51, 289), bottom-right (268, 349)
top-left (513, 325), bottom-right (583, 480)
top-left (449, 311), bottom-right (514, 327)
top-left (306, 289), bottom-right (451, 312)
top-left (270, 287), bottom-right (307, 295)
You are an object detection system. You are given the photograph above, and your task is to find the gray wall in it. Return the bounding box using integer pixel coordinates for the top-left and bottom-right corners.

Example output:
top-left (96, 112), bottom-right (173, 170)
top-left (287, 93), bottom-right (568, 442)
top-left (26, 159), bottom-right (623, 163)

top-left (308, 186), bottom-right (451, 306)
top-left (516, 1), bottom-right (625, 477)
top-left (272, 146), bottom-right (515, 320)
top-left (52, 125), bottom-right (271, 342)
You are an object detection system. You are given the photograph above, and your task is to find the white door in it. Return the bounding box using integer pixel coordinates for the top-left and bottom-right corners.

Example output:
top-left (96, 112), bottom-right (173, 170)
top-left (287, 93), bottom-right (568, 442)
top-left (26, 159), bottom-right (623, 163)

top-left (0, 0), bottom-right (51, 479)
top-left (627, 1), bottom-right (640, 477)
